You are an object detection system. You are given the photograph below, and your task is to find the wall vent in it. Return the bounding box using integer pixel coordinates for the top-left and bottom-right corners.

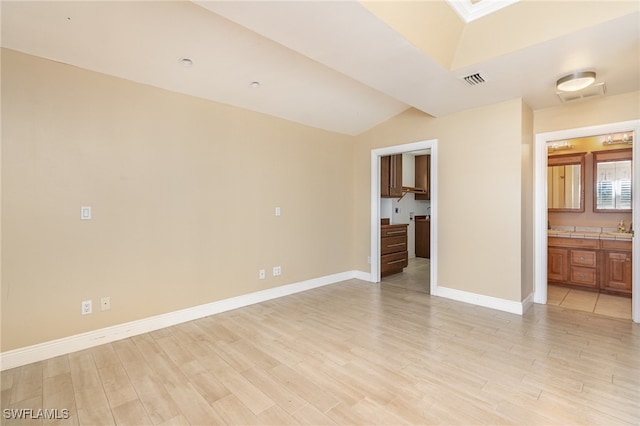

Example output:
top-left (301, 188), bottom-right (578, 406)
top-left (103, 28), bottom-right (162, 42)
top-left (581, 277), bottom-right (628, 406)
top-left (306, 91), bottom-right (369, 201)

top-left (556, 82), bottom-right (606, 102)
top-left (462, 73), bottom-right (485, 86)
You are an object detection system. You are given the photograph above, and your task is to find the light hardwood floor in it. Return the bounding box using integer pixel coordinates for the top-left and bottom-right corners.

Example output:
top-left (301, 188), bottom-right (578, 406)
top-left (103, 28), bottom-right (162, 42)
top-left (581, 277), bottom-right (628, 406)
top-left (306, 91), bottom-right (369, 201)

top-left (2, 278), bottom-right (639, 425)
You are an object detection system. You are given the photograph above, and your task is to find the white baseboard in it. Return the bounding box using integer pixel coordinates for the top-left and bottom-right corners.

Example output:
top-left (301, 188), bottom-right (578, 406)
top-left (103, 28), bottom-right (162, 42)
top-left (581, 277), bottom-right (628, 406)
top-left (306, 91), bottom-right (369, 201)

top-left (0, 271), bottom-right (356, 371)
top-left (521, 291), bottom-right (534, 314)
top-left (436, 286), bottom-right (529, 315)
top-left (354, 270), bottom-right (373, 282)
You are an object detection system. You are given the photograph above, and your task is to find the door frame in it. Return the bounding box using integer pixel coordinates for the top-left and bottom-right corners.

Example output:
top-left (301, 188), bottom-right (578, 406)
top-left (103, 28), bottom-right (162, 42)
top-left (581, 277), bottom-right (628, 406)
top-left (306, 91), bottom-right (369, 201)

top-left (533, 120), bottom-right (640, 323)
top-left (370, 139), bottom-right (438, 294)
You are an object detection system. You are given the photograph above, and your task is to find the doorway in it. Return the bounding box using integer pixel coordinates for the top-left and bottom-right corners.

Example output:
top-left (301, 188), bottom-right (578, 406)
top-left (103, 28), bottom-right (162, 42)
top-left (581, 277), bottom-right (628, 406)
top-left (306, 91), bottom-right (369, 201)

top-left (534, 120), bottom-right (640, 323)
top-left (370, 139), bottom-right (438, 295)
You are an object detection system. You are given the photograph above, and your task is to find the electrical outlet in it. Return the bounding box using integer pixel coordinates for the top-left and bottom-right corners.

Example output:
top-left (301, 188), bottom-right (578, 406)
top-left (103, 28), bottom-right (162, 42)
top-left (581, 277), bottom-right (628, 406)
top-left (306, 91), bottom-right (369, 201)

top-left (81, 300), bottom-right (92, 315)
top-left (275, 207), bottom-right (281, 216)
top-left (80, 206), bottom-right (92, 220)
top-left (273, 266), bottom-right (281, 276)
top-left (259, 269), bottom-right (266, 279)
top-left (100, 296), bottom-right (111, 311)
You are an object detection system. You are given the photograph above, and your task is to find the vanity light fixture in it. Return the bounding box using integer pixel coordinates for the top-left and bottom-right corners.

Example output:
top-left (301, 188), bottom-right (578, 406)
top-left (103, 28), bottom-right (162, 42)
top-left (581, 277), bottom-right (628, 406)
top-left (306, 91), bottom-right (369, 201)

top-left (547, 141), bottom-right (573, 152)
top-left (602, 134), bottom-right (633, 146)
top-left (556, 71), bottom-right (596, 92)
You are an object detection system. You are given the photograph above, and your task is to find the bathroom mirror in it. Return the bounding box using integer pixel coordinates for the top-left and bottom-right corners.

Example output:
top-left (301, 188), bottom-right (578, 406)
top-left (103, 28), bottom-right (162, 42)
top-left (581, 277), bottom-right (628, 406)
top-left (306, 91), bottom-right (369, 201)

top-left (593, 148), bottom-right (632, 212)
top-left (548, 153), bottom-right (585, 212)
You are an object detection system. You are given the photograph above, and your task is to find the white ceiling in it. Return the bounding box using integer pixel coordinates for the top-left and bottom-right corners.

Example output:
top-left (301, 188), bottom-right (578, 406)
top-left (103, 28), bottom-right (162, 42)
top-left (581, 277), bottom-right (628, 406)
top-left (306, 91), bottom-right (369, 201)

top-left (2, 1), bottom-right (639, 136)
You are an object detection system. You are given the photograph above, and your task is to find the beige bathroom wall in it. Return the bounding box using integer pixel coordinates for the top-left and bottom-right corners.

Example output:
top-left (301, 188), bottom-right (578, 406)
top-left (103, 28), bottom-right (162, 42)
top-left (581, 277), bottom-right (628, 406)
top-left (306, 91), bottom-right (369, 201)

top-left (1, 49), bottom-right (355, 351)
top-left (354, 99), bottom-right (529, 302)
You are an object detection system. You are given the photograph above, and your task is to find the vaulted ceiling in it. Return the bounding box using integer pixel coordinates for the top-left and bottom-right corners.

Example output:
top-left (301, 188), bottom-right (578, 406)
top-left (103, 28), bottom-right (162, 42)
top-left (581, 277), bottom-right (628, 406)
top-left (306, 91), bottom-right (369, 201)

top-left (2, 1), bottom-right (639, 135)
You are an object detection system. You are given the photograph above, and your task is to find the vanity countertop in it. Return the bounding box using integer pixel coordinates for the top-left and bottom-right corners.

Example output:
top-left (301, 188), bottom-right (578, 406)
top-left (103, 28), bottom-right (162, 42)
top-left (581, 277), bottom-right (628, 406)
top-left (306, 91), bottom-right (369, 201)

top-left (548, 226), bottom-right (633, 240)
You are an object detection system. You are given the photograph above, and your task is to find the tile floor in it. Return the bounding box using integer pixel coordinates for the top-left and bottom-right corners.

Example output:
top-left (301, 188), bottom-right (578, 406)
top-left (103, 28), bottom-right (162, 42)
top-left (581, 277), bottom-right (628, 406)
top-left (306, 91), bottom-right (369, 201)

top-left (382, 258), bottom-right (633, 320)
top-left (547, 285), bottom-right (632, 319)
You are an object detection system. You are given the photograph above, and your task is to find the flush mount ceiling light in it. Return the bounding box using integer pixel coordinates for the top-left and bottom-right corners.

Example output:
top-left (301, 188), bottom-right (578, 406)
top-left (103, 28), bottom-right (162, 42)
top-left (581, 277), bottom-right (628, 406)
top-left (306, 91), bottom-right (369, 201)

top-left (556, 71), bottom-right (596, 92)
top-left (179, 57), bottom-right (193, 67)
top-left (250, 81), bottom-right (261, 88)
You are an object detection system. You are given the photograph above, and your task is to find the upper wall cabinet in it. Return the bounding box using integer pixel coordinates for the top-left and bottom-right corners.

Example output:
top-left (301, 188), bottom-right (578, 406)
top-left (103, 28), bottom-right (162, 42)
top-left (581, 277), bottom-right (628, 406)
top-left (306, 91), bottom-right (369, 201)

top-left (414, 154), bottom-right (430, 201)
top-left (381, 154), bottom-right (403, 198)
top-left (548, 153), bottom-right (585, 212)
top-left (593, 148), bottom-right (632, 212)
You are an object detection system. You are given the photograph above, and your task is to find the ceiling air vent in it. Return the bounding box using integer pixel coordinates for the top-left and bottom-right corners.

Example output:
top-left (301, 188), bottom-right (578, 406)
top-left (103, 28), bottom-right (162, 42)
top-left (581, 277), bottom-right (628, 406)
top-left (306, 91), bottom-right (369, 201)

top-left (462, 73), bottom-right (485, 86)
top-left (556, 82), bottom-right (606, 103)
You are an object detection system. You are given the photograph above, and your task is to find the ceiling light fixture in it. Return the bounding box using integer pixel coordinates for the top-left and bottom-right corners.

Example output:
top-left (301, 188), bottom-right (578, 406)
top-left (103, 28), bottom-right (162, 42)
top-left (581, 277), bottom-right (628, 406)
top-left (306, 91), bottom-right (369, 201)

top-left (179, 57), bottom-right (193, 68)
top-left (250, 81), bottom-right (261, 88)
top-left (556, 71), bottom-right (596, 92)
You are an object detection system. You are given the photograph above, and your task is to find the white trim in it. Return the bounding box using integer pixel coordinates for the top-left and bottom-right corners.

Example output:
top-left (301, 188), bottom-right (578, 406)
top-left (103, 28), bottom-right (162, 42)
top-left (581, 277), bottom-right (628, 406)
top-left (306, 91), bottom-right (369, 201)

top-left (370, 139), bottom-right (438, 296)
top-left (445, 0), bottom-right (520, 23)
top-left (436, 286), bottom-right (530, 315)
top-left (534, 120), bottom-right (640, 323)
top-left (0, 271), bottom-right (356, 371)
top-left (354, 270), bottom-right (373, 282)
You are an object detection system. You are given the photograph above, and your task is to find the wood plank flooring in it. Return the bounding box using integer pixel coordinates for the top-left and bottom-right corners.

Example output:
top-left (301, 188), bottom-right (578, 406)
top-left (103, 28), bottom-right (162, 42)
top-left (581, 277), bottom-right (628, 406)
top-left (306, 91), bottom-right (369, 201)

top-left (2, 278), bottom-right (639, 425)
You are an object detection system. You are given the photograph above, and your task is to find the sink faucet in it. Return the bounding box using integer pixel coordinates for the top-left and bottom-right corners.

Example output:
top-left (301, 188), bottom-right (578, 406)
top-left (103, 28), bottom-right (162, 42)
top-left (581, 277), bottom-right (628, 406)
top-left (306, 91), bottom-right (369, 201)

top-left (618, 219), bottom-right (626, 233)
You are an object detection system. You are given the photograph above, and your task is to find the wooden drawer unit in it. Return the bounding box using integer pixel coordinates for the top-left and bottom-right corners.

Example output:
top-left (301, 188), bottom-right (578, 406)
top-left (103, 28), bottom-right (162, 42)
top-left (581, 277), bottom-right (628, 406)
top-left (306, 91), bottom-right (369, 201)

top-left (381, 235), bottom-right (407, 255)
top-left (570, 266), bottom-right (598, 287)
top-left (548, 236), bottom-right (633, 296)
top-left (571, 250), bottom-right (597, 267)
top-left (381, 225), bottom-right (408, 238)
top-left (381, 223), bottom-right (408, 277)
top-left (381, 251), bottom-right (409, 276)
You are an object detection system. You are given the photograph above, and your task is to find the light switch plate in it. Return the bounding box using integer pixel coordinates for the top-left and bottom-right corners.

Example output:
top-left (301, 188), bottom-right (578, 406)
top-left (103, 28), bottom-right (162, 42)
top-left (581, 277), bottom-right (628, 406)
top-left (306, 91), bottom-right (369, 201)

top-left (275, 207), bottom-right (281, 216)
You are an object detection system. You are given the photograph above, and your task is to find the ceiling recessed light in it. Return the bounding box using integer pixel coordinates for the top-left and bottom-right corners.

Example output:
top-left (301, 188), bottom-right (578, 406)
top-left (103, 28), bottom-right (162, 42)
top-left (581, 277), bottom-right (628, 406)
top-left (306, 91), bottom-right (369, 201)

top-left (250, 81), bottom-right (261, 88)
top-left (179, 57), bottom-right (193, 68)
top-left (556, 71), bottom-right (596, 92)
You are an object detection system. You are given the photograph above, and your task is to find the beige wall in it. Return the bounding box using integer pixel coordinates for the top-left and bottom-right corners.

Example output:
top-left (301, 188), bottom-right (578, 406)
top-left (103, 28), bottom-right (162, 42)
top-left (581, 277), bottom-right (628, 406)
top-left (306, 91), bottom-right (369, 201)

top-left (1, 49), bottom-right (355, 351)
top-left (3, 46), bottom-right (638, 353)
top-left (521, 102), bottom-right (534, 299)
top-left (354, 99), bottom-right (530, 302)
top-left (534, 91), bottom-right (640, 134)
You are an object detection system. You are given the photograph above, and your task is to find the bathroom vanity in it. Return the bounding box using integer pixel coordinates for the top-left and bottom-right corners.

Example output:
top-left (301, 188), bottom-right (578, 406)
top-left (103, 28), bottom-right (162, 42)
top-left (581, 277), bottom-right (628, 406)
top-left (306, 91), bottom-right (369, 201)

top-left (548, 229), bottom-right (632, 297)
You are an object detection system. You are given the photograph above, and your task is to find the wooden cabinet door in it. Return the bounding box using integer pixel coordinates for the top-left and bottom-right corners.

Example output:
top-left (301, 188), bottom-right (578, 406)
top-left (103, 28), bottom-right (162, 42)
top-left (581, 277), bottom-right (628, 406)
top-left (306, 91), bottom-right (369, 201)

top-left (548, 248), bottom-right (568, 282)
top-left (380, 155), bottom-right (390, 198)
top-left (415, 154), bottom-right (430, 201)
top-left (389, 154), bottom-right (403, 198)
top-left (415, 220), bottom-right (430, 258)
top-left (602, 251), bottom-right (632, 294)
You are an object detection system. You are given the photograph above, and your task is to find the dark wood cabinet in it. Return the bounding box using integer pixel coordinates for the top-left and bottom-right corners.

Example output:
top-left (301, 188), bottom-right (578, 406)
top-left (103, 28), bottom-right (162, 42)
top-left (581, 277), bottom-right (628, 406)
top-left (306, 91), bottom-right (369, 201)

top-left (415, 154), bottom-right (430, 201)
top-left (415, 217), bottom-right (430, 259)
top-left (381, 155), bottom-right (402, 198)
top-left (381, 223), bottom-right (408, 276)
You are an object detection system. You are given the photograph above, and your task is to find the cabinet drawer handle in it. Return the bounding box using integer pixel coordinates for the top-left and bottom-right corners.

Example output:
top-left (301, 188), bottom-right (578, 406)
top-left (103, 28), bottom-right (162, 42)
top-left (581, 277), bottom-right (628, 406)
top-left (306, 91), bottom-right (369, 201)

top-left (387, 231), bottom-right (405, 235)
top-left (387, 259), bottom-right (406, 265)
top-left (580, 256), bottom-right (585, 262)
top-left (387, 243), bottom-right (406, 248)
top-left (579, 273), bottom-right (586, 279)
